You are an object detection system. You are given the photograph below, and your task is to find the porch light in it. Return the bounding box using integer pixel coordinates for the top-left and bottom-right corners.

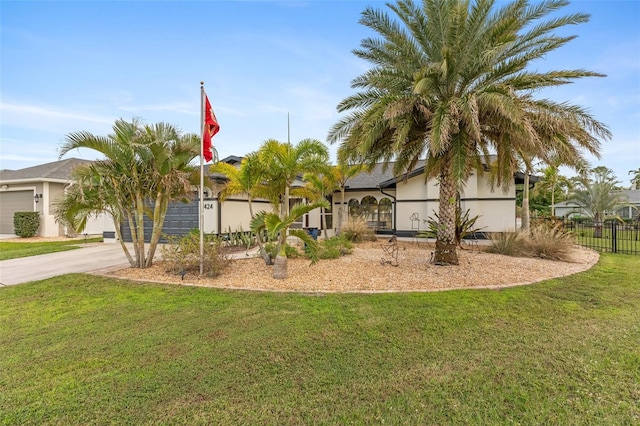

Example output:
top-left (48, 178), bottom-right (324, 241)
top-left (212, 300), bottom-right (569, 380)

top-left (34, 193), bottom-right (42, 203)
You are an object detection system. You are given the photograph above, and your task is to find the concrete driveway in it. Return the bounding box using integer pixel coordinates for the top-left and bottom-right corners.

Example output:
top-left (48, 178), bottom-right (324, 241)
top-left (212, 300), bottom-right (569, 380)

top-left (0, 243), bottom-right (136, 286)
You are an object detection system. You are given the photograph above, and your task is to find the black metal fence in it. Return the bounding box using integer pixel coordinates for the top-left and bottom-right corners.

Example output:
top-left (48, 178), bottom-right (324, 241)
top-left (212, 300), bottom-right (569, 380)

top-left (563, 219), bottom-right (640, 255)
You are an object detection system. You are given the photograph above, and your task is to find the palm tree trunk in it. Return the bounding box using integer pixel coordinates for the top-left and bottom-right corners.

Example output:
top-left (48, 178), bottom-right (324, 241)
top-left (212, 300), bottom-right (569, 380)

top-left (125, 210), bottom-right (141, 268)
top-left (594, 213), bottom-right (603, 238)
top-left (273, 233), bottom-right (288, 279)
top-left (134, 193), bottom-right (146, 268)
top-left (112, 213), bottom-right (136, 267)
top-left (434, 162), bottom-right (459, 265)
top-left (336, 187), bottom-right (346, 236)
top-left (248, 197), bottom-right (272, 265)
top-left (322, 206), bottom-right (329, 239)
top-left (551, 182), bottom-right (556, 218)
top-left (273, 254), bottom-right (288, 279)
top-left (521, 173), bottom-right (530, 231)
top-left (145, 193), bottom-right (168, 268)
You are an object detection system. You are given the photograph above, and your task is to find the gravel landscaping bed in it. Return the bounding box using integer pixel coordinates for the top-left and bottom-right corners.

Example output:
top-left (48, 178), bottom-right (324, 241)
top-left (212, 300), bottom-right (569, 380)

top-left (107, 241), bottom-right (600, 293)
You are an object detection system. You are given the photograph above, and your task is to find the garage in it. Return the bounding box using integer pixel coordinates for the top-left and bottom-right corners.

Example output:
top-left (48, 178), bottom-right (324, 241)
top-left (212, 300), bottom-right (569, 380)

top-left (0, 191), bottom-right (34, 234)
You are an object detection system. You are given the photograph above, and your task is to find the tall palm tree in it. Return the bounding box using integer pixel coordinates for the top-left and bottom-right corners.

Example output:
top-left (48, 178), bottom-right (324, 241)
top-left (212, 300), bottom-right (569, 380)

top-left (54, 160), bottom-right (137, 266)
top-left (329, 0), bottom-right (609, 264)
top-left (58, 118), bottom-right (201, 268)
top-left (568, 167), bottom-right (629, 237)
top-left (332, 152), bottom-right (364, 235)
top-left (534, 163), bottom-right (573, 217)
top-left (629, 168), bottom-right (640, 190)
top-left (138, 122), bottom-right (201, 267)
top-left (300, 172), bottom-right (338, 239)
top-left (255, 138), bottom-right (330, 279)
top-left (210, 153), bottom-right (273, 265)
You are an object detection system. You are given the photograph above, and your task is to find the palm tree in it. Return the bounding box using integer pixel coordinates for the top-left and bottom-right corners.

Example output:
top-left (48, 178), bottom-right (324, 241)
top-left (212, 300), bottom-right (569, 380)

top-left (568, 167), bottom-right (629, 237)
top-left (534, 164), bottom-right (573, 217)
top-left (138, 122), bottom-right (201, 267)
top-left (629, 168), bottom-right (640, 190)
top-left (54, 160), bottom-right (137, 266)
top-left (250, 200), bottom-right (329, 279)
top-left (329, 0), bottom-right (609, 265)
top-left (255, 138), bottom-right (330, 279)
top-left (331, 153), bottom-right (364, 235)
top-left (210, 153), bottom-right (273, 265)
top-left (58, 118), bottom-right (201, 268)
top-left (300, 171), bottom-right (338, 239)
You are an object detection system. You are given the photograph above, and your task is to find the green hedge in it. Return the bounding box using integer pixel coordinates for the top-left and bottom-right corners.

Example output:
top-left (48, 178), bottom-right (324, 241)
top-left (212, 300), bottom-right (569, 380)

top-left (13, 211), bottom-right (40, 237)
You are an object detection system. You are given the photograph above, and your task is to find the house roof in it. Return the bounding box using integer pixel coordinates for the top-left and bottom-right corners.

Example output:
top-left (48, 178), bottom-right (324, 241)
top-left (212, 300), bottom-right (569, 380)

top-left (615, 189), bottom-right (640, 204)
top-left (553, 189), bottom-right (640, 207)
top-left (213, 154), bottom-right (539, 191)
top-left (0, 158), bottom-right (93, 183)
top-left (219, 155), bottom-right (243, 165)
top-left (346, 159), bottom-right (538, 190)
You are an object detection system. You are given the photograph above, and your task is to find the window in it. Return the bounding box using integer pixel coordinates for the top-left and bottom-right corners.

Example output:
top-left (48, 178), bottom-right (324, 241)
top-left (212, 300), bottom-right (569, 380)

top-left (348, 198), bottom-right (361, 220)
top-left (379, 198), bottom-right (392, 229)
top-left (361, 196), bottom-right (378, 225)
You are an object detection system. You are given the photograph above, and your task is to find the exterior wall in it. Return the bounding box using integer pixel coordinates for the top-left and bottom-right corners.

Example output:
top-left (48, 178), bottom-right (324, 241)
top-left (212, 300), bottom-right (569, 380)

top-left (393, 172), bottom-right (515, 234)
top-left (41, 182), bottom-right (65, 237)
top-left (218, 197), bottom-right (271, 234)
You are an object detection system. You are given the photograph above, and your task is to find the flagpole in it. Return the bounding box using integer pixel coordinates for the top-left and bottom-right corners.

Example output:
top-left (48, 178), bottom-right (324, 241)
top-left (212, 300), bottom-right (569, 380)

top-left (200, 81), bottom-right (205, 276)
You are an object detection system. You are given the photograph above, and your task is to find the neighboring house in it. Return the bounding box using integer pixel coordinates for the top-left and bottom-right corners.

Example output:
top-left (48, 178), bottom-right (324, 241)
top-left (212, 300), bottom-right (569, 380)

top-left (0, 158), bottom-right (108, 237)
top-left (553, 189), bottom-right (640, 220)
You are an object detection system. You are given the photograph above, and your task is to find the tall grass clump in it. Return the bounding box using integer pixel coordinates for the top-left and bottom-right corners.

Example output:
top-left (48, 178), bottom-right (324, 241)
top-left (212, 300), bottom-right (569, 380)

top-left (341, 217), bottom-right (377, 243)
top-left (487, 225), bottom-right (577, 262)
top-left (486, 230), bottom-right (529, 256)
top-left (161, 231), bottom-right (230, 278)
top-left (527, 224), bottom-right (575, 261)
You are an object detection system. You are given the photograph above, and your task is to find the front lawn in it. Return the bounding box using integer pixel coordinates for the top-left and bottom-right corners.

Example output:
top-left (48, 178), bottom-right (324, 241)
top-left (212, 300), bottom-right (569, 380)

top-left (1, 254), bottom-right (638, 424)
top-left (0, 237), bottom-right (103, 260)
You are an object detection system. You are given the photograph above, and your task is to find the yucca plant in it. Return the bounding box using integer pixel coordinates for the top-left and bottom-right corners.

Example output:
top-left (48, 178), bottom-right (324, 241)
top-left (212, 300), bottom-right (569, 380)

top-left (421, 208), bottom-right (484, 247)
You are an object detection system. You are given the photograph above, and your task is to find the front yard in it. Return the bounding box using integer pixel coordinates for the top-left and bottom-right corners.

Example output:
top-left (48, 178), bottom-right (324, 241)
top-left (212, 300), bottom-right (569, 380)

top-left (1, 253), bottom-right (638, 424)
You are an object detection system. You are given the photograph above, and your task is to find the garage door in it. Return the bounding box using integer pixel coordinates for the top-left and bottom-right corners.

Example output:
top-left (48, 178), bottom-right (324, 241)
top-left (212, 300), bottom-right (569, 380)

top-left (0, 191), bottom-right (34, 234)
top-left (120, 201), bottom-right (199, 243)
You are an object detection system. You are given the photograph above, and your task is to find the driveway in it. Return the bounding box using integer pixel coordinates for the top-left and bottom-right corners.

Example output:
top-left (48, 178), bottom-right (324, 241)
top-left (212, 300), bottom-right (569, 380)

top-left (0, 243), bottom-right (135, 286)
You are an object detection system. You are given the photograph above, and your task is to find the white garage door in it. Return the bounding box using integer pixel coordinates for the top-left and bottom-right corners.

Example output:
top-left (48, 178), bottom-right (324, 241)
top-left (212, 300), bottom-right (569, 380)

top-left (0, 191), bottom-right (34, 234)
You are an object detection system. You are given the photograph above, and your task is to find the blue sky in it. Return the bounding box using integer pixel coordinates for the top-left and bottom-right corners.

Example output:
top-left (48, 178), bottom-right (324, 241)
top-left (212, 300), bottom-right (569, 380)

top-left (1, 0), bottom-right (639, 187)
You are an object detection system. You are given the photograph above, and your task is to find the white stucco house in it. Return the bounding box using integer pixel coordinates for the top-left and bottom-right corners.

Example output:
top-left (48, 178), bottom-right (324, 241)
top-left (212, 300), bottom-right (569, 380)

top-left (0, 158), bottom-right (109, 237)
top-left (203, 156), bottom-right (529, 240)
top-left (2, 156), bottom-right (529, 241)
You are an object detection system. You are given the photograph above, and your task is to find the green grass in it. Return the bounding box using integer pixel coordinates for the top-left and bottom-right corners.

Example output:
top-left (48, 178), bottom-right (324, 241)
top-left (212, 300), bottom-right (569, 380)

top-left (0, 237), bottom-right (103, 260)
top-left (1, 254), bottom-right (639, 425)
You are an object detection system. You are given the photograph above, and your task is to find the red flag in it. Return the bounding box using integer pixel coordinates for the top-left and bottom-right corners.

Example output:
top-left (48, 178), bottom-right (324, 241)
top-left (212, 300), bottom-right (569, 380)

top-left (202, 93), bottom-right (219, 162)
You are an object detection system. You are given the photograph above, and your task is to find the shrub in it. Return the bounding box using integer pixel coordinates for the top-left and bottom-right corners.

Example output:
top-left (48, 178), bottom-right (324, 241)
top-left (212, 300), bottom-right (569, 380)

top-left (527, 224), bottom-right (576, 261)
top-left (317, 236), bottom-right (353, 259)
top-left (486, 230), bottom-right (529, 256)
top-left (13, 212), bottom-right (40, 238)
top-left (341, 217), bottom-right (376, 243)
top-left (161, 231), bottom-right (230, 278)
